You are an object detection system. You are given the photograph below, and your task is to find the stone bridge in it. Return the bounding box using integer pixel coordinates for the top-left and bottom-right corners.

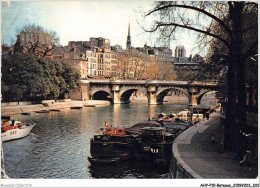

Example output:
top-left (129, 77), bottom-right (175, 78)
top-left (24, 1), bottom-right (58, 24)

top-left (80, 79), bottom-right (218, 106)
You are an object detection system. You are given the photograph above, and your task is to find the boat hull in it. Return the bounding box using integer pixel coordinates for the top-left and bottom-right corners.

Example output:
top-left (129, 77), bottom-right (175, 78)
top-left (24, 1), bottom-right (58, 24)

top-left (90, 137), bottom-right (132, 160)
top-left (88, 156), bottom-right (120, 164)
top-left (1, 123), bottom-right (36, 142)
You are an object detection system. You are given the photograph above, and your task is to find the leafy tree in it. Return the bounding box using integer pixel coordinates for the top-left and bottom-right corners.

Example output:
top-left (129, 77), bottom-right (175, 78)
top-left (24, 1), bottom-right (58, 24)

top-left (143, 1), bottom-right (258, 156)
top-left (1, 53), bottom-right (80, 101)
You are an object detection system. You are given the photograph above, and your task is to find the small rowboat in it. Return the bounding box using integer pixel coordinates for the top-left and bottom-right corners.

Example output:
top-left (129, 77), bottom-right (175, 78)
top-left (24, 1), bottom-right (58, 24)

top-left (35, 110), bottom-right (50, 113)
top-left (70, 107), bottom-right (82, 109)
top-left (21, 112), bottom-right (31, 115)
top-left (49, 109), bottom-right (60, 112)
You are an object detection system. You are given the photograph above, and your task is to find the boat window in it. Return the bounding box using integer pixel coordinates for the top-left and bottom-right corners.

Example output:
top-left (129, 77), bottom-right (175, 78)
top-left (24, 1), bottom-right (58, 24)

top-left (118, 130), bottom-right (123, 133)
top-left (10, 132), bottom-right (12, 135)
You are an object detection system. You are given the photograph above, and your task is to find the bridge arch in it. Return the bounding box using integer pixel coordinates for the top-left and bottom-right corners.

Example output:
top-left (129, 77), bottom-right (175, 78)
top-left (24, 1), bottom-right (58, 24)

top-left (156, 87), bottom-right (190, 104)
top-left (119, 87), bottom-right (148, 104)
top-left (92, 90), bottom-right (112, 102)
top-left (197, 90), bottom-right (218, 105)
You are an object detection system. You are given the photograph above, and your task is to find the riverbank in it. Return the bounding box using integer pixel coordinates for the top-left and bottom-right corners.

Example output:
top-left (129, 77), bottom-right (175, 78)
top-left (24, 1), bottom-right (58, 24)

top-left (1, 100), bottom-right (110, 116)
top-left (170, 110), bottom-right (258, 179)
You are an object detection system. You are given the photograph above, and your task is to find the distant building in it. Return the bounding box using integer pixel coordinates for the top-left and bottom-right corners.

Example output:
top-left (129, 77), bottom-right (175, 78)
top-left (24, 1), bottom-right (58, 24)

top-left (52, 38), bottom-right (121, 79)
top-left (135, 44), bottom-right (174, 63)
top-left (86, 49), bottom-right (97, 78)
top-left (172, 45), bottom-right (200, 81)
top-left (52, 42), bottom-right (88, 78)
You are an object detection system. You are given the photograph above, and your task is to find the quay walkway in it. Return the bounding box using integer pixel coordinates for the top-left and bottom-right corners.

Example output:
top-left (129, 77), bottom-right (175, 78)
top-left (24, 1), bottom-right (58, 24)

top-left (1, 100), bottom-right (110, 116)
top-left (171, 110), bottom-right (258, 179)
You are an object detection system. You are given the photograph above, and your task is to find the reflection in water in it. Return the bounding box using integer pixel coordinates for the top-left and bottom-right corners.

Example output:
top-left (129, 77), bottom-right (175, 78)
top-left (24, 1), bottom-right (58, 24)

top-left (2, 97), bottom-right (217, 178)
top-left (89, 160), bottom-right (170, 179)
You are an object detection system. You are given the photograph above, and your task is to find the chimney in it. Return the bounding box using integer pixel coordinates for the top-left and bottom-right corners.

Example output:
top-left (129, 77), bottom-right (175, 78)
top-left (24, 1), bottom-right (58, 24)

top-left (74, 45), bottom-right (76, 52)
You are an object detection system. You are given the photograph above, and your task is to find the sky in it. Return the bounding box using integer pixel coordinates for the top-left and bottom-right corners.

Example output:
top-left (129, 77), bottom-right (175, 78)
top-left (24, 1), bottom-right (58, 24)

top-left (1, 1), bottom-right (199, 56)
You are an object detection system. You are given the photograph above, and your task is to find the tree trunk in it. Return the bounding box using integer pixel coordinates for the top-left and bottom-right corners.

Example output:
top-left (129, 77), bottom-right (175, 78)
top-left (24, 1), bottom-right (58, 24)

top-left (224, 2), bottom-right (239, 153)
top-left (233, 2), bottom-right (246, 160)
top-left (225, 2), bottom-right (246, 159)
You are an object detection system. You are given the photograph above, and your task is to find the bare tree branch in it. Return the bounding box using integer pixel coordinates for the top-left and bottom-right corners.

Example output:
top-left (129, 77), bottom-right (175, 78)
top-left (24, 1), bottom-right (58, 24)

top-left (146, 3), bottom-right (232, 34)
top-left (146, 22), bottom-right (230, 48)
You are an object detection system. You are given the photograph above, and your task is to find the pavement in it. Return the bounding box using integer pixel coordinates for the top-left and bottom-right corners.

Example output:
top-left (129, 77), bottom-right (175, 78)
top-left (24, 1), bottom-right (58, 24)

top-left (173, 110), bottom-right (258, 179)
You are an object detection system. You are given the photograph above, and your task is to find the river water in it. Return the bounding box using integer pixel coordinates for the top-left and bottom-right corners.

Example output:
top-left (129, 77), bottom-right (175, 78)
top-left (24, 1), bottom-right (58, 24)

top-left (2, 96), bottom-right (217, 179)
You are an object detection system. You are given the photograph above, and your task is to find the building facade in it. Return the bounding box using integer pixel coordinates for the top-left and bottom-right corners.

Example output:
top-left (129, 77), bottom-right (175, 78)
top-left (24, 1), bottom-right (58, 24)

top-left (173, 45), bottom-right (200, 81)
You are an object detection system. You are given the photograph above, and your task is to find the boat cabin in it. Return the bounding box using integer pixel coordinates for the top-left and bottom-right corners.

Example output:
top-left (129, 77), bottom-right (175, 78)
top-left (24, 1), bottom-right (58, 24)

top-left (140, 127), bottom-right (166, 136)
top-left (105, 128), bottom-right (127, 136)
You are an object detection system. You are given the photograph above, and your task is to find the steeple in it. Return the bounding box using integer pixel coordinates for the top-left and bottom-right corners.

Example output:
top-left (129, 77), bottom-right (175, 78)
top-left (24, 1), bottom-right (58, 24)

top-left (126, 22), bottom-right (131, 49)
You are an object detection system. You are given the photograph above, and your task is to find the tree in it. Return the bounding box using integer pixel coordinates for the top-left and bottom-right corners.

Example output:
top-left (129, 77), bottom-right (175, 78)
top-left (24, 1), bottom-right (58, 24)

top-left (116, 50), bottom-right (150, 80)
top-left (116, 49), bottom-right (177, 80)
top-left (1, 53), bottom-right (80, 101)
top-left (197, 3), bottom-right (258, 155)
top-left (14, 24), bottom-right (59, 57)
top-left (144, 1), bottom-right (258, 156)
top-left (154, 57), bottom-right (177, 80)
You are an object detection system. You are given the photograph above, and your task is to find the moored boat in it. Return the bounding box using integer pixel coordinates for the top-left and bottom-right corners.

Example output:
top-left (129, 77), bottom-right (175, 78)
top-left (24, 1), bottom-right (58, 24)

top-left (88, 126), bottom-right (133, 164)
top-left (152, 113), bottom-right (176, 122)
top-left (49, 109), bottom-right (61, 112)
top-left (130, 126), bottom-right (174, 164)
top-left (21, 112), bottom-right (31, 115)
top-left (88, 121), bottom-right (180, 164)
top-left (70, 107), bottom-right (82, 109)
top-left (1, 118), bottom-right (36, 142)
top-left (35, 110), bottom-right (50, 113)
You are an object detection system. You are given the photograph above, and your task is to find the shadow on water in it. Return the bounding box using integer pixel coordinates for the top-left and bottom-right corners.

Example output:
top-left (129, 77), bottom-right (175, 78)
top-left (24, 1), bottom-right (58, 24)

top-left (88, 159), bottom-right (171, 179)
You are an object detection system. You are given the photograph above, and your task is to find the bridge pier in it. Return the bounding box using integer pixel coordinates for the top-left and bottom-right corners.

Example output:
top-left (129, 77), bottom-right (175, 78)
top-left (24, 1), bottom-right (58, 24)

top-left (189, 94), bottom-right (199, 106)
top-left (81, 80), bottom-right (90, 101)
top-left (147, 85), bottom-right (158, 105)
top-left (112, 85), bottom-right (121, 104)
top-left (188, 87), bottom-right (200, 106)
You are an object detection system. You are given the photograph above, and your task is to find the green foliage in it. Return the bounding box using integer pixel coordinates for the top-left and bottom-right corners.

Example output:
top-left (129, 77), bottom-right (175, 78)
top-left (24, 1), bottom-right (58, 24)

top-left (1, 54), bottom-right (80, 101)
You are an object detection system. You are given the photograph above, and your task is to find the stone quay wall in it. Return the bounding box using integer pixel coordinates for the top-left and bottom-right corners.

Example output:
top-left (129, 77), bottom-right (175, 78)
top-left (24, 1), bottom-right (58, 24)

top-left (1, 100), bottom-right (110, 116)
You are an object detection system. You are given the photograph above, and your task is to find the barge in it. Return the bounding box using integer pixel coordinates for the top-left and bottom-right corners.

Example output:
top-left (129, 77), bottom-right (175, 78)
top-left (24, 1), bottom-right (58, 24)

top-left (88, 121), bottom-right (189, 164)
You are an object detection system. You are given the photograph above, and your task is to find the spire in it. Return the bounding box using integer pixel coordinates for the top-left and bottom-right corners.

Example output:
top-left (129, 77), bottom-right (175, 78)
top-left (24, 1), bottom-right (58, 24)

top-left (128, 22), bottom-right (130, 36)
top-left (126, 22), bottom-right (131, 49)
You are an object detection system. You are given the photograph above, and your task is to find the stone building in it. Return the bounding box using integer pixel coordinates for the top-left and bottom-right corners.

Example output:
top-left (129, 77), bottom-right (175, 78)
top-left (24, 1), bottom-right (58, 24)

top-left (86, 49), bottom-right (97, 78)
top-left (87, 37), bottom-right (119, 79)
top-left (173, 45), bottom-right (200, 81)
top-left (135, 44), bottom-right (174, 63)
top-left (54, 38), bottom-right (120, 79)
top-left (52, 42), bottom-right (88, 78)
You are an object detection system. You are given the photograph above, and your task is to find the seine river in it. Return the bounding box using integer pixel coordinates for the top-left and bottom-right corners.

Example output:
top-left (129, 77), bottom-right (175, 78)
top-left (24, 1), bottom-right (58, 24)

top-left (2, 95), bottom-right (217, 179)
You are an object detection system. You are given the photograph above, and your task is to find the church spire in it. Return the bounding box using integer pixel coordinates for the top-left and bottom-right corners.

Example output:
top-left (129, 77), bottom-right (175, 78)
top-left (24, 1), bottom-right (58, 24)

top-left (126, 22), bottom-right (131, 49)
